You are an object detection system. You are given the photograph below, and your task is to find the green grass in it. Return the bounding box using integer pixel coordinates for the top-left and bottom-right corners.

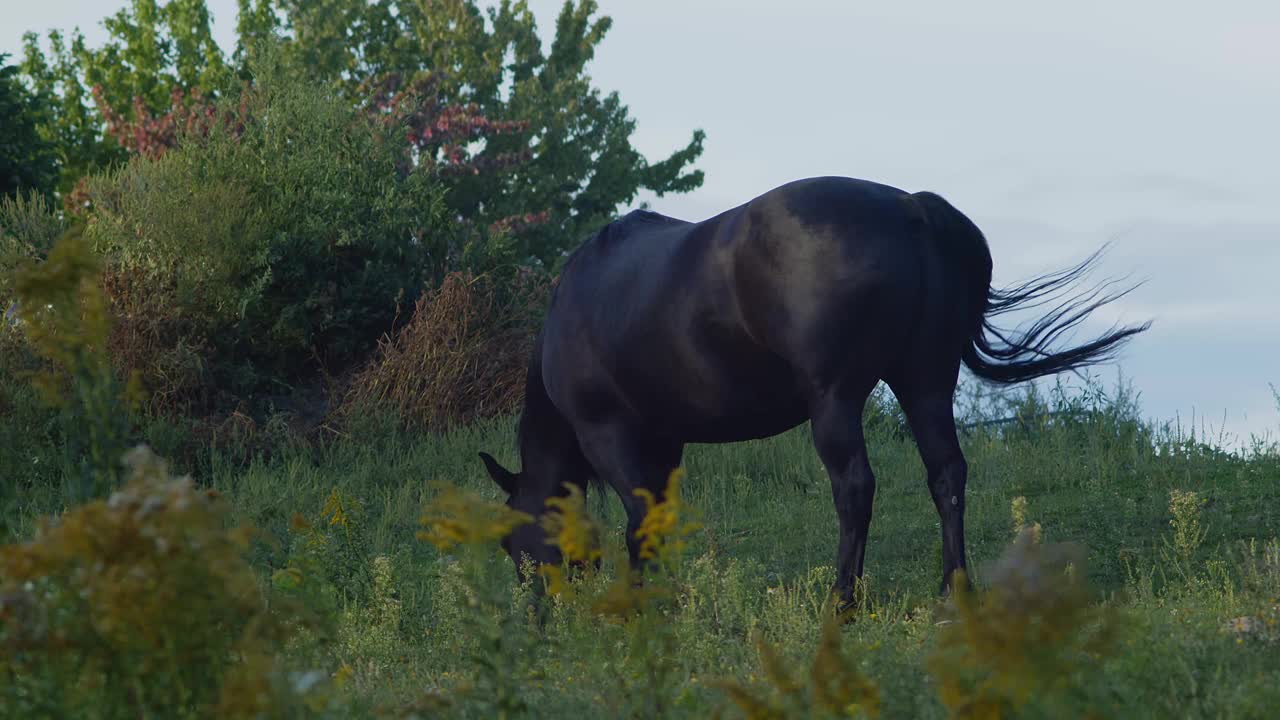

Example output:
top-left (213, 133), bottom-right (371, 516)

top-left (4, 380), bottom-right (1280, 719)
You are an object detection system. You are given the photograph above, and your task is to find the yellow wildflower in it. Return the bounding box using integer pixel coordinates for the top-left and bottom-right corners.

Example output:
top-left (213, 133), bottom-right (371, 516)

top-left (711, 612), bottom-right (880, 719)
top-left (541, 483), bottom-right (602, 564)
top-left (333, 663), bottom-right (354, 688)
top-left (633, 468), bottom-right (702, 561)
top-left (321, 488), bottom-right (355, 529)
top-left (417, 482), bottom-right (532, 552)
top-left (538, 564), bottom-right (569, 597)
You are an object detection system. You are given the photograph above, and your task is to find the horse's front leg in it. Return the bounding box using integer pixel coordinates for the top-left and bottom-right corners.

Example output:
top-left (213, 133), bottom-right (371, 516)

top-left (574, 421), bottom-right (684, 580)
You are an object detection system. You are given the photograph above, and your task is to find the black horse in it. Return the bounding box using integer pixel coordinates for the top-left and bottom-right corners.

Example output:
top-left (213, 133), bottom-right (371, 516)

top-left (479, 175), bottom-right (1149, 602)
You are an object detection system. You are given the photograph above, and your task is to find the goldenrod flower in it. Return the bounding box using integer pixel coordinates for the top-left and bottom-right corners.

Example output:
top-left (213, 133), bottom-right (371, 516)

top-left (633, 468), bottom-right (702, 561)
top-left (537, 564), bottom-right (569, 597)
top-left (418, 482), bottom-right (532, 552)
top-left (322, 488), bottom-right (355, 529)
top-left (333, 663), bottom-right (354, 688)
top-left (541, 483), bottom-right (602, 564)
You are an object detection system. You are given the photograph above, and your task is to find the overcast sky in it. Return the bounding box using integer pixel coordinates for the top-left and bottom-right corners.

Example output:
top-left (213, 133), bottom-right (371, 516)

top-left (6, 1), bottom-right (1278, 447)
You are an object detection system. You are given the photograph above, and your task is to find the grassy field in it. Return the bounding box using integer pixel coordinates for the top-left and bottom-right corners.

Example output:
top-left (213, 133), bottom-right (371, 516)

top-left (5, 375), bottom-right (1278, 719)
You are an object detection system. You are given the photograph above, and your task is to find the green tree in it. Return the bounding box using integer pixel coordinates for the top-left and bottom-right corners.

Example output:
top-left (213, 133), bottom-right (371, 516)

top-left (19, 0), bottom-right (232, 195)
top-left (23, 0), bottom-right (705, 263)
top-left (0, 53), bottom-right (58, 201)
top-left (238, 0), bottom-right (705, 264)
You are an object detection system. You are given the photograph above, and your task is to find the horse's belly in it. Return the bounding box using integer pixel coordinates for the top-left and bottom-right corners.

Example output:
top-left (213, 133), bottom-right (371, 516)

top-left (677, 406), bottom-right (810, 443)
top-left (624, 343), bottom-right (810, 443)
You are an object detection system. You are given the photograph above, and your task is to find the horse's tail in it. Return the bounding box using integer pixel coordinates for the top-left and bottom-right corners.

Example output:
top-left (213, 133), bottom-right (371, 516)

top-left (910, 191), bottom-right (1151, 386)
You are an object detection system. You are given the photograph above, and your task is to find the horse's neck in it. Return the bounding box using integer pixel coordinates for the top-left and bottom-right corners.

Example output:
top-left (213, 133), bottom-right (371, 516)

top-left (516, 357), bottom-right (586, 494)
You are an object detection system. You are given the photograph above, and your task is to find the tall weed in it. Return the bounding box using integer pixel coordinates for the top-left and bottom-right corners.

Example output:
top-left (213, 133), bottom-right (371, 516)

top-left (10, 228), bottom-right (140, 500)
top-left (928, 529), bottom-right (1125, 719)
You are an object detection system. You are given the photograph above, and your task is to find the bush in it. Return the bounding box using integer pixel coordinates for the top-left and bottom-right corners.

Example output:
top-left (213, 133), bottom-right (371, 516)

top-left (0, 192), bottom-right (65, 270)
top-left (99, 264), bottom-right (212, 415)
top-left (84, 52), bottom-right (451, 401)
top-left (0, 446), bottom-right (332, 719)
top-left (0, 195), bottom-right (65, 488)
top-left (337, 268), bottom-right (550, 431)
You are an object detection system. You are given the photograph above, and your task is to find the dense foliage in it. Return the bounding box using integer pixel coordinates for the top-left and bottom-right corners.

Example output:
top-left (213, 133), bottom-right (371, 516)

top-left (84, 51), bottom-right (451, 398)
top-left (0, 54), bottom-right (58, 202)
top-left (19, 0), bottom-right (706, 265)
top-left (7, 0), bottom-right (707, 417)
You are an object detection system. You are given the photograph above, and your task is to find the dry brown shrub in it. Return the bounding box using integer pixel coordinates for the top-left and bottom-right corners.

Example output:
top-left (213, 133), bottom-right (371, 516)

top-left (338, 268), bottom-right (550, 431)
top-left (100, 266), bottom-right (212, 416)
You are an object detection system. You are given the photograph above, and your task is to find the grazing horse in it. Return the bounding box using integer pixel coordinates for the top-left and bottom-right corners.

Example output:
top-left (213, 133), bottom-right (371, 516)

top-left (479, 175), bottom-right (1149, 602)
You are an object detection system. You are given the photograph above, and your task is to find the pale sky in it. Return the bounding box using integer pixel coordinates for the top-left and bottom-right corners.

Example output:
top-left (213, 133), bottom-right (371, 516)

top-left (6, 1), bottom-right (1279, 447)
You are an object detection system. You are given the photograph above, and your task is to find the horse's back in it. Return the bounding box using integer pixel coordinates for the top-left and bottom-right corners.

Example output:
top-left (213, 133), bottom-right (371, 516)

top-left (542, 176), bottom-right (971, 438)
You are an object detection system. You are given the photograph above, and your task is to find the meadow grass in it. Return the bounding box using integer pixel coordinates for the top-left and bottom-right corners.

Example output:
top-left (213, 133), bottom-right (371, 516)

top-left (8, 387), bottom-right (1276, 718)
top-left (4, 302), bottom-right (1280, 719)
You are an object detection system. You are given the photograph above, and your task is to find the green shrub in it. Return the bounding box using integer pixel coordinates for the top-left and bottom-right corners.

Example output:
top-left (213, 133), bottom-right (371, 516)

top-left (0, 191), bottom-right (65, 273)
top-left (84, 51), bottom-right (450, 399)
top-left (0, 194), bottom-right (68, 510)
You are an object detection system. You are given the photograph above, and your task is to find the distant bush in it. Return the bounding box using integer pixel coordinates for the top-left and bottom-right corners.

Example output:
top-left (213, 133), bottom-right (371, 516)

top-left (99, 263), bottom-right (213, 415)
top-left (0, 193), bottom-right (64, 443)
top-left (0, 192), bottom-right (65, 269)
top-left (83, 53), bottom-right (452, 403)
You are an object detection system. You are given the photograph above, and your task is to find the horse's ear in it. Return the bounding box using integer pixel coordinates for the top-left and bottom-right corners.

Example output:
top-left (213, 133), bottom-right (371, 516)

top-left (479, 451), bottom-right (519, 496)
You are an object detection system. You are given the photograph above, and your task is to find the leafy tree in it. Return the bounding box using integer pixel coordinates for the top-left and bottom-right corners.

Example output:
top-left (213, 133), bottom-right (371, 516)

top-left (237, 0), bottom-right (705, 264)
top-left (0, 54), bottom-right (58, 201)
top-left (22, 0), bottom-right (705, 263)
top-left (19, 0), bottom-right (232, 196)
top-left (19, 32), bottom-right (120, 199)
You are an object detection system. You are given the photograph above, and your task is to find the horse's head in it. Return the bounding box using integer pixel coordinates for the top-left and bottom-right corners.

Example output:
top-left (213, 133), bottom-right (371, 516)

top-left (478, 451), bottom-right (563, 579)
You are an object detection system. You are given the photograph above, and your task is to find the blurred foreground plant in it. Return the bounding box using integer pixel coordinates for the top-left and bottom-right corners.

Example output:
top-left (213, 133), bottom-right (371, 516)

top-left (0, 445), bottom-right (332, 718)
top-left (412, 468), bottom-right (706, 718)
top-left (418, 481), bottom-right (534, 553)
top-left (927, 528), bottom-right (1124, 719)
top-left (407, 482), bottom-right (541, 719)
top-left (10, 227), bottom-right (141, 500)
top-left (711, 609), bottom-right (881, 719)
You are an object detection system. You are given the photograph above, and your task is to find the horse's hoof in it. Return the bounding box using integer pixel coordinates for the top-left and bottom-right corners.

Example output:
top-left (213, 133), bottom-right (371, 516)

top-left (833, 596), bottom-right (860, 622)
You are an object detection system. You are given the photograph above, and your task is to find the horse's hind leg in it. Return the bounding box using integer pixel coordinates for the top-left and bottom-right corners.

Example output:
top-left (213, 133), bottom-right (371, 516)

top-left (889, 381), bottom-right (969, 595)
top-left (808, 377), bottom-right (879, 609)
